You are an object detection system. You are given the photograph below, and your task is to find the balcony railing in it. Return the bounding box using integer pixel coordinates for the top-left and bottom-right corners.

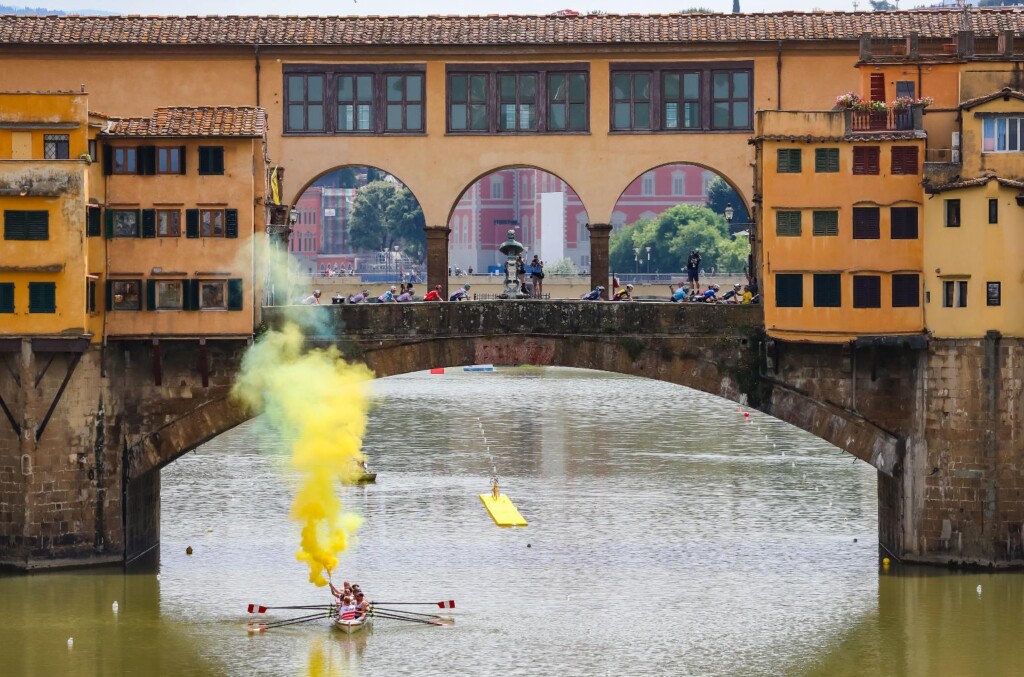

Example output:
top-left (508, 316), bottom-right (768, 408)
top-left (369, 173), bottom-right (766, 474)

top-left (846, 107), bottom-right (917, 133)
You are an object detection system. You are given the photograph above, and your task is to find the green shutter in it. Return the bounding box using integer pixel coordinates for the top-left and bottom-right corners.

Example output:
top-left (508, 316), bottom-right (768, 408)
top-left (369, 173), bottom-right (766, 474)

top-left (186, 209), bottom-right (200, 238)
top-left (813, 274), bottom-right (842, 308)
top-left (105, 280), bottom-right (113, 311)
top-left (142, 209), bottom-right (157, 238)
top-left (105, 209), bottom-right (115, 239)
top-left (146, 279), bottom-right (156, 310)
top-left (812, 210), bottom-right (839, 236)
top-left (814, 148), bottom-right (839, 173)
top-left (225, 209), bottom-right (239, 238)
top-left (0, 282), bottom-right (14, 313)
top-left (777, 148), bottom-right (801, 173)
top-left (28, 282), bottom-right (56, 313)
top-left (776, 211), bottom-right (802, 237)
top-left (774, 273), bottom-right (804, 308)
top-left (4, 211), bottom-right (49, 240)
top-left (227, 278), bottom-right (244, 310)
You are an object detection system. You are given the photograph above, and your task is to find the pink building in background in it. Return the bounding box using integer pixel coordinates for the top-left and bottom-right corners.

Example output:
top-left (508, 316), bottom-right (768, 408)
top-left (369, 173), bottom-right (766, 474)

top-left (291, 187), bottom-right (323, 273)
top-left (448, 164), bottom-right (715, 272)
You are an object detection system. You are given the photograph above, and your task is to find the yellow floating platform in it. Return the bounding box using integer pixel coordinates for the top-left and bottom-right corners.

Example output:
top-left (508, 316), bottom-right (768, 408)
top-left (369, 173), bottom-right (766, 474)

top-left (479, 492), bottom-right (528, 527)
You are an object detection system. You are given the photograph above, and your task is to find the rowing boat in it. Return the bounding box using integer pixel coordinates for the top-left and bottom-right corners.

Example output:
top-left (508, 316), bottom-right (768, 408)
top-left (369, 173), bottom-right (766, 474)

top-left (332, 614), bottom-right (372, 634)
top-left (354, 472), bottom-right (376, 484)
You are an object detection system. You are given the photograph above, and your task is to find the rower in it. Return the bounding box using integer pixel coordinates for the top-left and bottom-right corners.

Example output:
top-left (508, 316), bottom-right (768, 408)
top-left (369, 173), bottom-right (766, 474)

top-left (353, 591), bottom-right (370, 619)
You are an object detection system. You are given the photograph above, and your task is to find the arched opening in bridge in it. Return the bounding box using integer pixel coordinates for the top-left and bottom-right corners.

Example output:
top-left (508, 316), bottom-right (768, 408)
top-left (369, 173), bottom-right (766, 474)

top-left (609, 163), bottom-right (752, 289)
top-left (447, 167), bottom-right (590, 289)
top-left (290, 166), bottom-right (427, 285)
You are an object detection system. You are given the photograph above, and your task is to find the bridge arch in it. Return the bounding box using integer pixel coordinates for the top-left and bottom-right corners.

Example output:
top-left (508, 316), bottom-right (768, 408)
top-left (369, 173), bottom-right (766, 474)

top-left (612, 160), bottom-right (753, 225)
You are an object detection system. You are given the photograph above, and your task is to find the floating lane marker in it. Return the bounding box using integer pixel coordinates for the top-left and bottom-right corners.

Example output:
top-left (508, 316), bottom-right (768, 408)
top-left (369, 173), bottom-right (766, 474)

top-left (479, 492), bottom-right (528, 527)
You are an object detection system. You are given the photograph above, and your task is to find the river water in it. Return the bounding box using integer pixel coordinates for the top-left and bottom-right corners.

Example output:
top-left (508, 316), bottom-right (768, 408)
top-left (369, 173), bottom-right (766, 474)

top-left (1, 367), bottom-right (1022, 676)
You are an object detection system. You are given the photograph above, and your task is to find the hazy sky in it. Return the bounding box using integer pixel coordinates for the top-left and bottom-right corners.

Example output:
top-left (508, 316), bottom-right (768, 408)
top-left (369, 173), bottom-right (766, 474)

top-left (28, 0), bottom-right (866, 17)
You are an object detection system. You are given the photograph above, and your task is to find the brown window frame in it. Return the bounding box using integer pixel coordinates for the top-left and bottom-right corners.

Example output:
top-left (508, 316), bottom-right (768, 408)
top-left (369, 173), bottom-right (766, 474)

top-left (891, 146), bottom-right (919, 175)
top-left (710, 69), bottom-right (752, 130)
top-left (497, 72), bottom-right (539, 132)
top-left (156, 147), bottom-right (182, 174)
top-left (384, 73), bottom-right (425, 133)
top-left (283, 64), bottom-right (427, 136)
top-left (609, 61), bottom-right (753, 133)
top-left (285, 72), bottom-right (326, 133)
top-left (547, 71), bottom-right (589, 132)
top-left (112, 147), bottom-right (137, 174)
top-left (853, 146), bottom-right (880, 175)
top-left (661, 70), bottom-right (702, 130)
top-left (336, 72), bottom-right (374, 133)
top-left (199, 209), bottom-right (225, 238)
top-left (156, 209), bottom-right (181, 237)
top-left (945, 199), bottom-right (961, 227)
top-left (612, 71), bottom-right (653, 131)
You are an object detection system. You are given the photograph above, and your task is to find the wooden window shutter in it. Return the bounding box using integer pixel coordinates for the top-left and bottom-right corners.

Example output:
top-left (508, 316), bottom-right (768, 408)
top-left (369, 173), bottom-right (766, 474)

top-left (213, 147), bottom-right (224, 174)
top-left (179, 145), bottom-right (187, 175)
top-left (105, 280), bottom-right (113, 311)
top-left (141, 209), bottom-right (157, 238)
top-left (813, 273), bottom-right (842, 308)
top-left (0, 282), bottom-right (14, 313)
top-left (104, 208), bottom-right (115, 239)
top-left (890, 207), bottom-right (919, 239)
top-left (102, 144), bottom-right (113, 175)
top-left (225, 209), bottom-right (239, 238)
top-left (146, 279), bottom-right (156, 310)
top-left (812, 210), bottom-right (839, 236)
top-left (892, 274), bottom-right (920, 307)
top-left (87, 206), bottom-right (101, 237)
top-left (198, 148), bottom-right (210, 175)
top-left (853, 146), bottom-right (880, 175)
top-left (814, 148), bottom-right (839, 173)
top-left (776, 211), bottom-right (802, 236)
top-left (28, 281), bottom-right (56, 313)
top-left (891, 146), bottom-right (919, 175)
top-left (186, 209), bottom-right (200, 238)
top-left (185, 279), bottom-right (200, 310)
top-left (853, 275), bottom-right (882, 308)
top-left (870, 73), bottom-right (886, 102)
top-left (777, 148), bottom-right (801, 173)
top-left (852, 207), bottom-right (880, 239)
top-left (774, 273), bottom-right (803, 308)
top-left (4, 211), bottom-right (49, 240)
top-left (228, 278), bottom-right (244, 310)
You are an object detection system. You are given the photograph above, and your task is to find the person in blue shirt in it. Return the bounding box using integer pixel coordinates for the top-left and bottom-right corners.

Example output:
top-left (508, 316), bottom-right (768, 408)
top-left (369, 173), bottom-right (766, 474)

top-left (581, 286), bottom-right (604, 301)
top-left (701, 284), bottom-right (720, 302)
top-left (377, 286), bottom-right (398, 303)
top-left (449, 284), bottom-right (472, 301)
top-left (670, 282), bottom-right (688, 302)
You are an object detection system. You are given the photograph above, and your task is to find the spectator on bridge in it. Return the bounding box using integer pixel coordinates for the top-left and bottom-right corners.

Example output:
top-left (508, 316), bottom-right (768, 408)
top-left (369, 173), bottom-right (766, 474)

top-left (721, 283), bottom-right (742, 304)
top-left (424, 285), bottom-right (444, 302)
top-left (741, 285), bottom-right (754, 304)
top-left (613, 284), bottom-right (634, 302)
top-left (376, 286), bottom-right (399, 303)
top-left (686, 250), bottom-right (702, 293)
top-left (530, 255), bottom-right (545, 298)
top-left (581, 286), bottom-right (604, 301)
top-left (301, 290), bottom-right (321, 305)
top-left (669, 281), bottom-right (688, 303)
top-left (701, 284), bottom-right (720, 303)
top-left (348, 289), bottom-right (370, 304)
top-left (397, 286), bottom-right (415, 302)
top-left (449, 284), bottom-right (472, 302)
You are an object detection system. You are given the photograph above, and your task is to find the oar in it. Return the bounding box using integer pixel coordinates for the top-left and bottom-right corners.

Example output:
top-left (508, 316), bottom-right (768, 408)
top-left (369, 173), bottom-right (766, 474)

top-left (370, 610), bottom-right (447, 626)
top-left (249, 611), bottom-right (328, 627)
top-left (248, 604), bottom-right (333, 614)
top-left (373, 606), bottom-right (451, 620)
top-left (372, 600), bottom-right (456, 609)
top-left (247, 611), bottom-right (331, 633)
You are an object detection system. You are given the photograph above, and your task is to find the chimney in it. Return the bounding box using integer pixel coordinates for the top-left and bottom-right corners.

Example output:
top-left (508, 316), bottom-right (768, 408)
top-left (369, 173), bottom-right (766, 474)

top-left (860, 32), bottom-right (872, 61)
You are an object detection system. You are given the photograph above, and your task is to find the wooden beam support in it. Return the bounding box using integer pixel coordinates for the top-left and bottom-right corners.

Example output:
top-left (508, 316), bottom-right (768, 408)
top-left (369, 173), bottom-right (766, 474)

top-left (152, 338), bottom-right (162, 387)
top-left (35, 351), bottom-right (83, 442)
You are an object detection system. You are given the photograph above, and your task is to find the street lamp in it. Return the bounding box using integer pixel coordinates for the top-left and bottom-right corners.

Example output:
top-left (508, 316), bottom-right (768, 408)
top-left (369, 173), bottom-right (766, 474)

top-left (634, 247), bottom-right (640, 274)
top-left (393, 244), bottom-right (400, 283)
top-left (724, 203), bottom-right (734, 223)
top-left (645, 246), bottom-right (651, 275)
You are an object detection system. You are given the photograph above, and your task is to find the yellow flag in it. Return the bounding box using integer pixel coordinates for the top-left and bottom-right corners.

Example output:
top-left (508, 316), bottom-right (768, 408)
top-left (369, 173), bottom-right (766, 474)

top-left (270, 165), bottom-right (281, 205)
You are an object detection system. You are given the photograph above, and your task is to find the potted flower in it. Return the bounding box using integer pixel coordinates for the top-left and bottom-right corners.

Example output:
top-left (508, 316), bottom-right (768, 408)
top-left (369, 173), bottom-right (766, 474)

top-left (835, 92), bottom-right (861, 109)
top-left (916, 96), bottom-right (934, 108)
top-left (891, 96), bottom-right (915, 110)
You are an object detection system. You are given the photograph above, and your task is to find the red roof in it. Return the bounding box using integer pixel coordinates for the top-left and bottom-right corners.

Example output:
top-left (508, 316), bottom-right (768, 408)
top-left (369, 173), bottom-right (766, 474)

top-left (0, 10), bottom-right (1021, 47)
top-left (100, 106), bottom-right (266, 138)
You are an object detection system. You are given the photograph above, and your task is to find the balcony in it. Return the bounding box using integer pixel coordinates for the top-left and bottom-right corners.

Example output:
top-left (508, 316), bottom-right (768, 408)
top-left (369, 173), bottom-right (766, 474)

top-left (845, 107), bottom-right (919, 134)
top-left (755, 107), bottom-right (923, 140)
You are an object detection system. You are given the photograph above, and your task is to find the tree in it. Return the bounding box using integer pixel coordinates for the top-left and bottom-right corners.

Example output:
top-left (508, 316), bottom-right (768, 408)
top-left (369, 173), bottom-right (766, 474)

top-left (979, 0), bottom-right (1024, 6)
top-left (346, 181), bottom-right (426, 262)
top-left (868, 0), bottom-right (897, 9)
top-left (609, 204), bottom-right (750, 275)
top-left (705, 176), bottom-right (750, 225)
top-left (544, 258), bottom-right (579, 276)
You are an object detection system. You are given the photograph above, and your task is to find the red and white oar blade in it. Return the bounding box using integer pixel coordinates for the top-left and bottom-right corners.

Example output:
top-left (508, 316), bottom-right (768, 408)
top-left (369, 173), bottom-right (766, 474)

top-left (436, 600), bottom-right (455, 609)
top-left (246, 604), bottom-right (268, 614)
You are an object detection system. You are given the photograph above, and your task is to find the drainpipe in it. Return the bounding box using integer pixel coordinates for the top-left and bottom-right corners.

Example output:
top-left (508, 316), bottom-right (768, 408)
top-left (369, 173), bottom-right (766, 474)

top-left (254, 45), bottom-right (262, 107)
top-left (776, 41), bottom-right (783, 110)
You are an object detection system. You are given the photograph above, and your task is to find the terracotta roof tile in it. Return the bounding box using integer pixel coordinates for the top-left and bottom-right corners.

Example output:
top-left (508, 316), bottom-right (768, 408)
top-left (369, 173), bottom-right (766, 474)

top-left (924, 175), bottom-right (1024, 193)
top-left (751, 131), bottom-right (926, 143)
top-left (959, 87), bottom-right (1024, 110)
top-left (100, 106), bottom-right (266, 138)
top-left (0, 10), bottom-right (1023, 47)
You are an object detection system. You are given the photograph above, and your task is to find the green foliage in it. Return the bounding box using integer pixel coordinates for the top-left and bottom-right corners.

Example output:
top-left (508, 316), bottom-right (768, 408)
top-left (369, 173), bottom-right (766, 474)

top-left (544, 257), bottom-right (579, 276)
top-left (868, 0), bottom-right (897, 9)
top-left (978, 0), bottom-right (1024, 6)
top-left (347, 181), bottom-right (426, 261)
top-left (679, 7), bottom-right (719, 12)
top-left (705, 176), bottom-right (750, 225)
top-left (609, 204), bottom-right (750, 275)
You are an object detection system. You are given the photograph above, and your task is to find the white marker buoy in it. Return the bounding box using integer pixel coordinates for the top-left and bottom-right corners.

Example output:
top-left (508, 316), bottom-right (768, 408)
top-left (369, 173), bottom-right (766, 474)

top-left (112, 601), bottom-right (119, 613)
top-left (67, 637), bottom-right (73, 649)
top-left (977, 584), bottom-right (982, 595)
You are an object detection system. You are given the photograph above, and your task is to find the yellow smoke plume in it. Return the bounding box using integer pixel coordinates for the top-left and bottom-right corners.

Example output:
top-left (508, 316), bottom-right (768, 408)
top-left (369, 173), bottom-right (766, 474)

top-left (232, 321), bottom-right (373, 587)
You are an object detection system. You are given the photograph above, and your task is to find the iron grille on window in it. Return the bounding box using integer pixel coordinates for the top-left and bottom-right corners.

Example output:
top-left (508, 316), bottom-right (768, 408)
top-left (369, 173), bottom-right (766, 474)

top-left (43, 134), bottom-right (69, 160)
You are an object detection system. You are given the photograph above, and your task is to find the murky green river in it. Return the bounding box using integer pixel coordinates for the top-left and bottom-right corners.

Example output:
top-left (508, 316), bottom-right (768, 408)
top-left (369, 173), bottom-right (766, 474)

top-left (1, 368), bottom-right (1022, 676)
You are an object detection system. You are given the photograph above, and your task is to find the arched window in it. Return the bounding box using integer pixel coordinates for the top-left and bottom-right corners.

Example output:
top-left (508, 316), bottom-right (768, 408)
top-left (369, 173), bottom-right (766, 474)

top-left (641, 172), bottom-right (656, 196)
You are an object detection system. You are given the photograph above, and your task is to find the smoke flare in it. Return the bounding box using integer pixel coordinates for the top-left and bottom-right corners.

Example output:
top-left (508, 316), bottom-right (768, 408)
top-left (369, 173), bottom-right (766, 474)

top-left (233, 322), bottom-right (373, 586)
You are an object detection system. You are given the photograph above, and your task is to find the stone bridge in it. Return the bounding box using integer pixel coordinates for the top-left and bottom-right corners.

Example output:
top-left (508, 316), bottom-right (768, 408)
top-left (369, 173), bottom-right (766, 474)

top-left (2, 302), bottom-right (1021, 570)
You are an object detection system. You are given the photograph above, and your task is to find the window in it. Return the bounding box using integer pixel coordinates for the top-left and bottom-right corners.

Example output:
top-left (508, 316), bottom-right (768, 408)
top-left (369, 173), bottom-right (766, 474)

top-left (449, 73), bottom-right (488, 131)
top-left (109, 280), bottom-right (141, 310)
top-left (4, 210), bottom-right (48, 240)
top-left (775, 211), bottom-right (802, 236)
top-left (198, 147), bottom-right (224, 175)
top-left (988, 198), bottom-right (999, 224)
top-left (157, 210), bottom-right (181, 237)
top-left (43, 134), bottom-right (69, 160)
top-left (662, 71), bottom-right (700, 129)
top-left (671, 172), bottom-right (685, 196)
top-left (154, 280), bottom-right (185, 310)
top-left (87, 279), bottom-right (96, 313)
top-left (199, 280), bottom-right (227, 310)
top-left (774, 274), bottom-right (803, 307)
top-left (943, 280), bottom-right (968, 308)
top-left (813, 273), bottom-right (841, 307)
top-left (945, 199), bottom-right (960, 227)
top-left (87, 206), bottom-right (101, 237)
top-left (777, 149), bottom-right (802, 173)
top-left (982, 117), bottom-right (1024, 153)
top-left (548, 72), bottom-right (588, 131)
top-left (286, 73), bottom-right (325, 132)
top-left (891, 146), bottom-right (919, 175)
top-left (869, 73), bottom-right (886, 102)
top-left (711, 70), bottom-right (750, 129)
top-left (0, 282), bottom-right (13, 313)
top-left (853, 146), bottom-right (880, 175)
top-left (385, 74), bottom-right (424, 132)
top-left (490, 177), bottom-right (504, 200)
top-left (112, 210), bottom-right (139, 238)
top-left (892, 274), bottom-right (920, 307)
top-left (852, 207), bottom-right (880, 239)
top-left (815, 148), bottom-right (839, 173)
top-left (200, 209), bottom-right (224, 237)
top-left (113, 147), bottom-right (137, 174)
top-left (987, 281), bottom-right (1001, 306)
top-left (88, 139), bottom-right (97, 162)
top-left (812, 210), bottom-right (839, 236)
top-left (853, 275), bottom-right (881, 308)
top-left (612, 72), bottom-right (652, 130)
top-left (337, 73), bottom-right (374, 132)
top-left (28, 282), bottom-right (55, 313)
top-left (497, 72), bottom-right (538, 131)
top-left (157, 147), bottom-right (182, 174)
top-left (895, 80), bottom-right (915, 99)
top-left (641, 172), bottom-right (655, 196)
top-left (891, 207), bottom-right (919, 239)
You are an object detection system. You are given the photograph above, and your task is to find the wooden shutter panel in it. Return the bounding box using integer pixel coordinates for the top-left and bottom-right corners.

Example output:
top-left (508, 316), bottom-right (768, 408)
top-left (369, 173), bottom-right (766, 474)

top-left (105, 280), bottom-right (113, 311)
top-left (142, 209), bottom-right (157, 238)
top-left (198, 148), bottom-right (209, 175)
top-left (853, 276), bottom-right (882, 308)
top-left (225, 209), bottom-right (239, 238)
top-left (185, 279), bottom-right (200, 310)
top-left (102, 144), bottom-right (113, 175)
top-left (104, 208), bottom-right (115, 238)
top-left (812, 211), bottom-right (839, 236)
top-left (186, 209), bottom-right (200, 238)
top-left (892, 274), bottom-right (920, 307)
top-left (891, 146), bottom-right (919, 175)
top-left (87, 206), bottom-right (101, 237)
top-left (146, 279), bottom-right (156, 310)
top-left (213, 147), bottom-right (224, 175)
top-left (870, 73), bottom-right (886, 102)
top-left (815, 148), bottom-right (838, 173)
top-left (0, 283), bottom-right (14, 313)
top-left (179, 146), bottom-right (187, 175)
top-left (852, 207), bottom-right (880, 239)
top-left (28, 282), bottom-right (55, 313)
top-left (227, 278), bottom-right (244, 310)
